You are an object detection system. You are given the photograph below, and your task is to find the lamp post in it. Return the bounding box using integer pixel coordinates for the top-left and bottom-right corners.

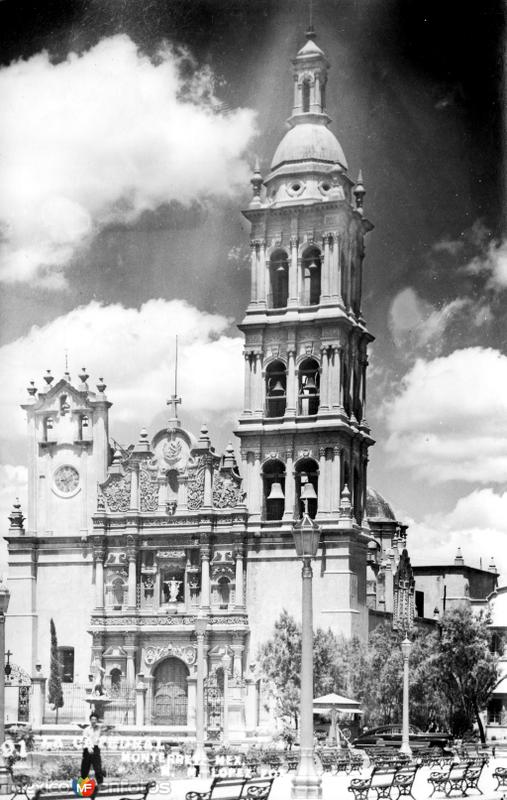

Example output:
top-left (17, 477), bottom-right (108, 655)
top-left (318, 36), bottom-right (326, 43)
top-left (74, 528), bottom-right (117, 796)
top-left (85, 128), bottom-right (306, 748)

top-left (221, 652), bottom-right (231, 748)
top-left (393, 549), bottom-right (415, 760)
top-left (400, 636), bottom-right (412, 757)
top-left (195, 611), bottom-right (208, 778)
top-left (0, 580), bottom-right (11, 791)
top-left (291, 498), bottom-right (322, 800)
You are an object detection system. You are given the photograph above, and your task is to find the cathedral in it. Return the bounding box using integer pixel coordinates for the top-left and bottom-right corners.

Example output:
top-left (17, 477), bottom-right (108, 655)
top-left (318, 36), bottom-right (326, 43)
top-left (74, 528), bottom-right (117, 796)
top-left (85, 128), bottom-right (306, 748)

top-left (3, 29), bottom-right (444, 736)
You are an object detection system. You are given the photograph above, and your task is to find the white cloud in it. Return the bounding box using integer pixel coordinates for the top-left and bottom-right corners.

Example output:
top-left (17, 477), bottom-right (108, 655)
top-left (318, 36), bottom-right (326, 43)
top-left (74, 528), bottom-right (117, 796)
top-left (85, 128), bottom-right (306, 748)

top-left (388, 287), bottom-right (470, 354)
top-left (384, 347), bottom-right (507, 483)
top-left (0, 35), bottom-right (256, 287)
top-left (406, 488), bottom-right (507, 583)
top-left (466, 238), bottom-right (507, 289)
top-left (0, 299), bottom-right (244, 443)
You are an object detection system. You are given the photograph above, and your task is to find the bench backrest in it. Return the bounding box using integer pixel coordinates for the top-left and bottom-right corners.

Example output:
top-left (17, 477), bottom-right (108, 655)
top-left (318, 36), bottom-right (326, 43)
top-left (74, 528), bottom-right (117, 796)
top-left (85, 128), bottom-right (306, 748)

top-left (209, 778), bottom-right (248, 800)
top-left (370, 767), bottom-right (397, 789)
top-left (241, 779), bottom-right (275, 800)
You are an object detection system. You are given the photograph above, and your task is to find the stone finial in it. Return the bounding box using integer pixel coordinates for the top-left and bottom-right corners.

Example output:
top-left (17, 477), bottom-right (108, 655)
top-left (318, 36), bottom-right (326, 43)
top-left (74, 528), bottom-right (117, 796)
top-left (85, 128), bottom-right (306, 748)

top-left (353, 170), bottom-right (365, 214)
top-left (339, 484), bottom-right (352, 518)
top-left (96, 377), bottom-right (106, 394)
top-left (488, 557), bottom-right (497, 573)
top-left (454, 547), bottom-right (465, 566)
top-left (223, 442), bottom-right (236, 469)
top-left (79, 367), bottom-right (89, 390)
top-left (109, 447), bottom-right (123, 475)
top-left (199, 424), bottom-right (210, 443)
top-left (250, 158), bottom-right (263, 205)
top-left (43, 370), bottom-right (54, 386)
top-left (134, 428), bottom-right (150, 454)
top-left (8, 498), bottom-right (25, 532)
top-left (64, 370), bottom-right (71, 383)
top-left (27, 381), bottom-right (37, 399)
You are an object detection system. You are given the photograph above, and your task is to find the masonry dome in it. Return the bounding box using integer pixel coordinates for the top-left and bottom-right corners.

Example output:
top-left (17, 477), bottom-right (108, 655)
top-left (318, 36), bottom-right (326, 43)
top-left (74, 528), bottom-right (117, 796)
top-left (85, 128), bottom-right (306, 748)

top-left (270, 123), bottom-right (348, 171)
top-left (366, 487), bottom-right (397, 521)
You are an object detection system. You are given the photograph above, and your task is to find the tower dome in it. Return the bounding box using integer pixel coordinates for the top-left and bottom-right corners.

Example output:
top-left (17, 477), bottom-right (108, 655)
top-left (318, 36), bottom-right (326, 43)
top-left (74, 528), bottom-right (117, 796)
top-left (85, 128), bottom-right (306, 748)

top-left (271, 123), bottom-right (347, 171)
top-left (366, 487), bottom-right (397, 521)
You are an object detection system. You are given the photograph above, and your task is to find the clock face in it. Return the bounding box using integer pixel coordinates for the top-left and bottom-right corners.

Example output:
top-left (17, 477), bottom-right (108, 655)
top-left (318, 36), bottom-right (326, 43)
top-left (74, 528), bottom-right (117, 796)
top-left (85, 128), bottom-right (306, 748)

top-left (54, 465), bottom-right (79, 494)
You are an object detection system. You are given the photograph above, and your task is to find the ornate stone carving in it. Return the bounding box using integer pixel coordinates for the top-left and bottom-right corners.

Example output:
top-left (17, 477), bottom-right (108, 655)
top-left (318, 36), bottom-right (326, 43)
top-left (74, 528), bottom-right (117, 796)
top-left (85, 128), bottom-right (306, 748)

top-left (144, 643), bottom-right (197, 666)
top-left (156, 550), bottom-right (185, 561)
top-left (212, 473), bottom-right (244, 509)
top-left (187, 456), bottom-right (205, 510)
top-left (139, 466), bottom-right (158, 512)
top-left (102, 473), bottom-right (131, 513)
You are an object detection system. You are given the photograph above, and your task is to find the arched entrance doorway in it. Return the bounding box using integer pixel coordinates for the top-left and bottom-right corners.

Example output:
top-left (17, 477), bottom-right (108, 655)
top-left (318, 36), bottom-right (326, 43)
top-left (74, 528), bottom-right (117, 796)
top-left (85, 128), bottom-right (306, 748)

top-left (152, 657), bottom-right (189, 725)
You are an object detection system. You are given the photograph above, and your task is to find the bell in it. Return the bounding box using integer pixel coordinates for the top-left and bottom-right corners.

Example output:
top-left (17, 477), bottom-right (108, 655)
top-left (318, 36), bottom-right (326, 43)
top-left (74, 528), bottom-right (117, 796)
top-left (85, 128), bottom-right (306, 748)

top-left (303, 375), bottom-right (317, 393)
top-left (307, 260), bottom-right (318, 272)
top-left (301, 482), bottom-right (317, 501)
top-left (276, 262), bottom-right (286, 273)
top-left (270, 379), bottom-right (285, 395)
top-left (267, 481), bottom-right (285, 501)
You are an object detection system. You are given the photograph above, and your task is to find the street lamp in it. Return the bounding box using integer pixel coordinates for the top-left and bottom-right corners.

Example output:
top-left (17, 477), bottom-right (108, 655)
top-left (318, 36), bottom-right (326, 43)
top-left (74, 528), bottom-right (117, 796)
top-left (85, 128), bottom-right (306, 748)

top-left (400, 636), bottom-right (412, 757)
top-left (221, 652), bottom-right (231, 748)
top-left (195, 611), bottom-right (208, 778)
top-left (291, 508), bottom-right (322, 800)
top-left (0, 580), bottom-right (11, 791)
top-left (393, 549), bottom-right (415, 760)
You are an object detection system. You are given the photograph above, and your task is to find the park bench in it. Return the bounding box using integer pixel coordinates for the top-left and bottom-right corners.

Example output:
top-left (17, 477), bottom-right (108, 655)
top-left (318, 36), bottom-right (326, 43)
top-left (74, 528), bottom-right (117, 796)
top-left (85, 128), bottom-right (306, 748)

top-left (186, 776), bottom-right (274, 800)
top-left (427, 759), bottom-right (486, 797)
top-left (493, 766), bottom-right (507, 791)
top-left (392, 765), bottom-right (419, 800)
top-left (32, 780), bottom-right (156, 800)
top-left (348, 766), bottom-right (398, 800)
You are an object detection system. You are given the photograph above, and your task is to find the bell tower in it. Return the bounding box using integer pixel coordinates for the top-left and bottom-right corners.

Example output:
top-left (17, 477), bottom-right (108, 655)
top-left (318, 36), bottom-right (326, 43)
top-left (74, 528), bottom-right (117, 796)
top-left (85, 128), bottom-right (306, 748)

top-left (236, 28), bottom-right (374, 640)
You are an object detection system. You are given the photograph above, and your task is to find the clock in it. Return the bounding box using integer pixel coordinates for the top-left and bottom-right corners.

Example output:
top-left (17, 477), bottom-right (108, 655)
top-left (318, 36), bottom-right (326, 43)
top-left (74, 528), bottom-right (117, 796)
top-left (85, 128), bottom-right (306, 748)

top-left (54, 465), bottom-right (79, 494)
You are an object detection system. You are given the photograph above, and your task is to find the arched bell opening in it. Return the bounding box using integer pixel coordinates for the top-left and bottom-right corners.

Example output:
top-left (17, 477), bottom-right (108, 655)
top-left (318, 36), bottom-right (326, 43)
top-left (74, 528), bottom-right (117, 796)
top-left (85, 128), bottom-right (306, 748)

top-left (263, 458), bottom-right (286, 521)
top-left (301, 246), bottom-right (321, 306)
top-left (269, 250), bottom-right (289, 308)
top-left (302, 79), bottom-right (311, 113)
top-left (298, 358), bottom-right (320, 415)
top-left (152, 657), bottom-right (189, 726)
top-left (265, 360), bottom-right (287, 418)
top-left (295, 458), bottom-right (319, 519)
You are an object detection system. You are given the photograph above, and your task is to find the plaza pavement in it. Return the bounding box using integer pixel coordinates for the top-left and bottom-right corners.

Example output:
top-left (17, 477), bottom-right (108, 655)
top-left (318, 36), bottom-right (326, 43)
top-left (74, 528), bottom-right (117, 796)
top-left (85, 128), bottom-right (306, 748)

top-left (150, 757), bottom-right (507, 800)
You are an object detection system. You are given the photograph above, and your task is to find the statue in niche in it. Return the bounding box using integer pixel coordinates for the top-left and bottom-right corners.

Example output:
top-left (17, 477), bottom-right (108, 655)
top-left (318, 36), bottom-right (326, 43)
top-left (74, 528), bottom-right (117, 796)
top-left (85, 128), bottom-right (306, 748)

top-left (163, 576), bottom-right (182, 603)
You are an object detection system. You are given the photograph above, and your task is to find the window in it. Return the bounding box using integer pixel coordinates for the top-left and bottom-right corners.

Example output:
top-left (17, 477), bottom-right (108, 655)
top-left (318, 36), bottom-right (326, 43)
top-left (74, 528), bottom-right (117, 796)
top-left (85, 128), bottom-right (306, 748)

top-left (110, 667), bottom-right (122, 694)
top-left (302, 79), bottom-right (311, 112)
top-left (263, 459), bottom-right (286, 521)
top-left (298, 358), bottom-right (320, 415)
top-left (218, 578), bottom-right (231, 608)
top-left (301, 247), bottom-right (321, 305)
top-left (265, 360), bottom-right (287, 418)
top-left (269, 250), bottom-right (289, 308)
top-left (415, 591), bottom-right (424, 618)
top-left (112, 577), bottom-right (125, 608)
top-left (57, 646), bottom-right (74, 683)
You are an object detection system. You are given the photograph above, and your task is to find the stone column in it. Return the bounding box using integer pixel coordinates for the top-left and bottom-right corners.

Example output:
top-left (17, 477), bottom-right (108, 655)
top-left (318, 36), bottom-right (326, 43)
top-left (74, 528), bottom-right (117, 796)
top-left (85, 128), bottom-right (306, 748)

top-left (243, 353), bottom-right (253, 414)
top-left (286, 349), bottom-right (297, 416)
top-left (177, 472), bottom-right (188, 512)
top-left (130, 464), bottom-right (139, 511)
top-left (234, 543), bottom-right (245, 609)
top-left (283, 449), bottom-right (295, 520)
top-left (187, 674), bottom-right (197, 729)
top-left (30, 672), bottom-right (46, 727)
top-left (126, 535), bottom-right (137, 611)
top-left (332, 447), bottom-right (341, 513)
top-left (319, 347), bottom-right (329, 411)
top-left (331, 347), bottom-right (342, 410)
top-left (332, 234), bottom-right (343, 305)
top-left (257, 241), bottom-right (266, 306)
top-left (245, 677), bottom-right (259, 732)
top-left (93, 538), bottom-right (105, 610)
top-left (252, 451), bottom-right (262, 519)
top-left (250, 242), bottom-right (258, 304)
top-left (135, 673), bottom-right (147, 727)
top-left (200, 541), bottom-right (211, 611)
top-left (231, 636), bottom-right (244, 678)
top-left (125, 639), bottom-right (136, 685)
top-left (289, 236), bottom-right (299, 306)
top-left (321, 235), bottom-right (331, 302)
top-left (253, 353), bottom-right (264, 415)
top-left (318, 447), bottom-right (327, 513)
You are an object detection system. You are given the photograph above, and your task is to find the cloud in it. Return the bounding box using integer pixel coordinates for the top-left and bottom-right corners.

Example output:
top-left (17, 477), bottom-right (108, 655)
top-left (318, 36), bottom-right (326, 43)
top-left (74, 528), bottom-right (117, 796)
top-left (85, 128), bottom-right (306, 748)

top-left (0, 299), bottom-right (244, 445)
top-left (465, 238), bottom-right (507, 289)
top-left (384, 347), bottom-right (507, 483)
top-left (406, 488), bottom-right (507, 582)
top-left (388, 287), bottom-right (470, 354)
top-left (0, 35), bottom-right (256, 287)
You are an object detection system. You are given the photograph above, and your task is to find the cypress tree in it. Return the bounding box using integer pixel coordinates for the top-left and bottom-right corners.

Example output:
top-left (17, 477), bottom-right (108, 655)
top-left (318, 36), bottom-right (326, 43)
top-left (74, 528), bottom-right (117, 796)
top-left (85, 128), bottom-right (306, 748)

top-left (48, 618), bottom-right (64, 722)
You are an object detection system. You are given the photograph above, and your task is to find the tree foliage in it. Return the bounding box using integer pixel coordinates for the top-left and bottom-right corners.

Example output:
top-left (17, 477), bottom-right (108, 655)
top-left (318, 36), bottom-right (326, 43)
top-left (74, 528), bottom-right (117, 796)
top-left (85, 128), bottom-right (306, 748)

top-left (48, 618), bottom-right (64, 720)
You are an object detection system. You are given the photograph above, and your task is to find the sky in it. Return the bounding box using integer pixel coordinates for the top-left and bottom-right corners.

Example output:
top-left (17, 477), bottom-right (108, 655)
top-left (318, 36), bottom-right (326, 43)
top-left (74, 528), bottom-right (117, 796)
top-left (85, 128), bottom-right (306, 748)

top-left (0, 0), bottom-right (506, 580)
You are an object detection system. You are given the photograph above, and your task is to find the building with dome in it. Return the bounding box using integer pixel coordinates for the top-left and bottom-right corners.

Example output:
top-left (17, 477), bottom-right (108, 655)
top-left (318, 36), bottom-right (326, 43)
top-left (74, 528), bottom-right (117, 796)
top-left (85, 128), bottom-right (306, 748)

top-left (3, 28), bottom-right (474, 737)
